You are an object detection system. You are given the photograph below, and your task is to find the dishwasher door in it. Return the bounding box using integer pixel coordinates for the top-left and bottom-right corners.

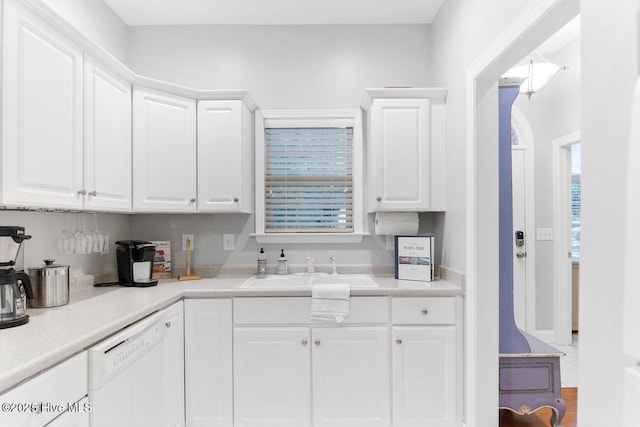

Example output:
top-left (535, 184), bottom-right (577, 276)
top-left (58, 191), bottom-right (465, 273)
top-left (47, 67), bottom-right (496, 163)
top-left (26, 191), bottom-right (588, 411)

top-left (88, 310), bottom-right (167, 427)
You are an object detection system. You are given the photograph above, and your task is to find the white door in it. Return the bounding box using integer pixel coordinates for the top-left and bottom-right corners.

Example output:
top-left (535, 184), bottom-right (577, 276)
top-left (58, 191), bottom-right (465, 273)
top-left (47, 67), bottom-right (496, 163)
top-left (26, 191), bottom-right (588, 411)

top-left (511, 147), bottom-right (527, 330)
top-left (84, 56), bottom-right (132, 212)
top-left (234, 327), bottom-right (311, 427)
top-left (197, 100), bottom-right (252, 213)
top-left (392, 326), bottom-right (457, 427)
top-left (369, 99), bottom-right (430, 211)
top-left (1, 0), bottom-right (84, 209)
top-left (162, 301), bottom-right (185, 427)
top-left (184, 299), bottom-right (233, 427)
top-left (132, 87), bottom-right (197, 212)
top-left (312, 327), bottom-right (390, 427)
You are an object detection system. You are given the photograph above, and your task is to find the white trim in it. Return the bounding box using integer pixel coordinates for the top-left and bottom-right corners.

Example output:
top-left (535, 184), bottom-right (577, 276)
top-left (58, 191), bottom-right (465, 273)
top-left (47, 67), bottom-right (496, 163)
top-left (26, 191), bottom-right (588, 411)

top-left (552, 131), bottom-right (581, 345)
top-left (464, 0), bottom-right (579, 425)
top-left (511, 107), bottom-right (538, 336)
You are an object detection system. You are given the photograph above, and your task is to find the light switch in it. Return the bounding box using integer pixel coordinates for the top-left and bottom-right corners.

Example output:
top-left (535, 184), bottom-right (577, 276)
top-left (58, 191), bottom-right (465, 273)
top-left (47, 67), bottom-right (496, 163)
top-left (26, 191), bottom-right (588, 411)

top-left (223, 234), bottom-right (235, 251)
top-left (536, 228), bottom-right (554, 241)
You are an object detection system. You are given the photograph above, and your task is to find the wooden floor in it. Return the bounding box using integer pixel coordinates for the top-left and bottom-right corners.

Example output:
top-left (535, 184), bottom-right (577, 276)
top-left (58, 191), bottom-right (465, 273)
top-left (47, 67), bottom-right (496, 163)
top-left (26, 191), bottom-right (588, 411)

top-left (499, 388), bottom-right (577, 427)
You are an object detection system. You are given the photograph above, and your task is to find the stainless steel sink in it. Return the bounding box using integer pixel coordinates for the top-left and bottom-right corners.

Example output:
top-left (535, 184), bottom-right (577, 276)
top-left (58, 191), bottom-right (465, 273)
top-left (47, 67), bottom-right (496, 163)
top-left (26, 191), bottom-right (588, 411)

top-left (240, 274), bottom-right (378, 288)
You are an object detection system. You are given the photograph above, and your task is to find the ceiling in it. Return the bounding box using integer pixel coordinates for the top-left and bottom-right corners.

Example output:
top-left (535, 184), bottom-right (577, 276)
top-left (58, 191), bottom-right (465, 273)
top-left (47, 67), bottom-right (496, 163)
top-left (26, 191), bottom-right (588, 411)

top-left (103, 0), bottom-right (445, 26)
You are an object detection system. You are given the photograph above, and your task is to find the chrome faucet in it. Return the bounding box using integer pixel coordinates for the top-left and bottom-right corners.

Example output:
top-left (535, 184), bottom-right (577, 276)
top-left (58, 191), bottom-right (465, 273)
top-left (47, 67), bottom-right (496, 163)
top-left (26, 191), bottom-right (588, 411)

top-left (329, 256), bottom-right (338, 275)
top-left (306, 257), bottom-right (315, 274)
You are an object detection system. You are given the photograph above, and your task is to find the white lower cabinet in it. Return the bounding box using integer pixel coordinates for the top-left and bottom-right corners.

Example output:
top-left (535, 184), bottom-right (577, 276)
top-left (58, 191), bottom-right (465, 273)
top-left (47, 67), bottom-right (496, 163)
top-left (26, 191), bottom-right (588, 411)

top-left (233, 326), bottom-right (390, 427)
top-left (234, 327), bottom-right (311, 427)
top-left (185, 299), bottom-right (234, 427)
top-left (392, 326), bottom-right (457, 427)
top-left (312, 327), bottom-right (390, 427)
top-left (164, 301), bottom-right (186, 427)
top-left (0, 352), bottom-right (88, 426)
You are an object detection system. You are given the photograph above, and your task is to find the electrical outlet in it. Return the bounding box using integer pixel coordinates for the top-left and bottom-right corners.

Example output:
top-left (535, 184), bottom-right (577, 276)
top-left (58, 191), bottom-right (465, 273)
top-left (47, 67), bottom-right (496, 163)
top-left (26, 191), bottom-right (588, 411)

top-left (182, 234), bottom-right (194, 251)
top-left (223, 234), bottom-right (235, 251)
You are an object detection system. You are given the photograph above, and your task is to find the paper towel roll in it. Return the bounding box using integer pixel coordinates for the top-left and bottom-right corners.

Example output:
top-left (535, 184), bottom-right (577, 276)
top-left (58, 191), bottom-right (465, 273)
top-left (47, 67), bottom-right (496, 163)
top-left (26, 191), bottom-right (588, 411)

top-left (374, 212), bottom-right (419, 235)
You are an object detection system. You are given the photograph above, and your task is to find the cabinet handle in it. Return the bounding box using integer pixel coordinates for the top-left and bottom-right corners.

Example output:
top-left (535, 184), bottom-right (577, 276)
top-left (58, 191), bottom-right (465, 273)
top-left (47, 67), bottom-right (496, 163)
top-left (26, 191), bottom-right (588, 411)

top-left (190, 198), bottom-right (196, 203)
top-left (396, 339), bottom-right (403, 344)
top-left (376, 196), bottom-right (382, 202)
top-left (233, 197), bottom-right (239, 202)
top-left (77, 189), bottom-right (87, 196)
top-left (421, 309), bottom-right (429, 315)
top-left (301, 339), bottom-right (308, 345)
top-left (88, 190), bottom-right (97, 197)
top-left (165, 321), bottom-right (171, 328)
top-left (314, 340), bottom-right (321, 346)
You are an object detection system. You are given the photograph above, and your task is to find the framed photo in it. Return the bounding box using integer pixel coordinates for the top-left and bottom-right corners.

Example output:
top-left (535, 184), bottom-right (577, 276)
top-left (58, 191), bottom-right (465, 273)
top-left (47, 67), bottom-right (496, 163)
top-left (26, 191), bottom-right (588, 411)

top-left (395, 235), bottom-right (434, 282)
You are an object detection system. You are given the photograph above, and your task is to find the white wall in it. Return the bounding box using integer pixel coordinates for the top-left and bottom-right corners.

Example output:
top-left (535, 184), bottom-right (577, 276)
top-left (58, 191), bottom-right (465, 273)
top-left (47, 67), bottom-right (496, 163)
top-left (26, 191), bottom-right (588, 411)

top-left (39, 0), bottom-right (129, 62)
top-left (513, 36), bottom-right (581, 331)
top-left (127, 24), bottom-right (440, 270)
top-left (579, 0), bottom-right (637, 425)
top-left (126, 24), bottom-right (430, 109)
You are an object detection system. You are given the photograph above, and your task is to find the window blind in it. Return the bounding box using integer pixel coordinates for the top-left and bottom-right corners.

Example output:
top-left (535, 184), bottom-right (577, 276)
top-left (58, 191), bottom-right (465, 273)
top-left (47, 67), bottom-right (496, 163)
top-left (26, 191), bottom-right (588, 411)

top-left (265, 127), bottom-right (353, 233)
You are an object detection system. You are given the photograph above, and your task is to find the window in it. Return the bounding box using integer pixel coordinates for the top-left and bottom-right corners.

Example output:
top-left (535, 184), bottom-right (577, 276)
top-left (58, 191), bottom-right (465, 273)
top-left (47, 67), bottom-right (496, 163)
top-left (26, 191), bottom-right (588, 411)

top-left (254, 110), bottom-right (364, 243)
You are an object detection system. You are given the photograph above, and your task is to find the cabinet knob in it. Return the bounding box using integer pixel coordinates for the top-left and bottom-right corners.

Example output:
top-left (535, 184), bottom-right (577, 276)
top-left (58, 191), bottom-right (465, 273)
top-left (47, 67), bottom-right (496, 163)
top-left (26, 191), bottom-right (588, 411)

top-left (314, 340), bottom-right (321, 346)
top-left (421, 309), bottom-right (429, 315)
top-left (396, 339), bottom-right (403, 344)
top-left (165, 321), bottom-right (171, 328)
top-left (234, 197), bottom-right (239, 202)
top-left (77, 189), bottom-right (87, 196)
top-left (190, 198), bottom-right (196, 203)
top-left (301, 339), bottom-right (308, 345)
top-left (376, 196), bottom-right (382, 202)
top-left (88, 190), bottom-right (97, 197)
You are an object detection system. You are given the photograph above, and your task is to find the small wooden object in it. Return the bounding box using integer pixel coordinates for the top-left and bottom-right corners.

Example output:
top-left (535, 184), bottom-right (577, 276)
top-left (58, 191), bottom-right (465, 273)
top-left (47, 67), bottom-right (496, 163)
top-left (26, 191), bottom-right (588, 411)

top-left (178, 236), bottom-right (200, 281)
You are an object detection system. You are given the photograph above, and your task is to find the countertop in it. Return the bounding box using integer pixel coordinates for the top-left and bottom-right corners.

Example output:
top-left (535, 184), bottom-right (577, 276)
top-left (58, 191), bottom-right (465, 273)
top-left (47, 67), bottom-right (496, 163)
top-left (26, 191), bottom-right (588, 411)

top-left (0, 275), bottom-right (462, 394)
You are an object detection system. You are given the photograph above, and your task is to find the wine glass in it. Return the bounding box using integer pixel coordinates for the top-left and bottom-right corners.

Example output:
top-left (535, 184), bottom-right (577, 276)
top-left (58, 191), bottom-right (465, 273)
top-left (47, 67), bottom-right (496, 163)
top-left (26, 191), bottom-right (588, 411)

top-left (57, 213), bottom-right (75, 254)
top-left (75, 213), bottom-right (94, 254)
top-left (92, 213), bottom-right (105, 254)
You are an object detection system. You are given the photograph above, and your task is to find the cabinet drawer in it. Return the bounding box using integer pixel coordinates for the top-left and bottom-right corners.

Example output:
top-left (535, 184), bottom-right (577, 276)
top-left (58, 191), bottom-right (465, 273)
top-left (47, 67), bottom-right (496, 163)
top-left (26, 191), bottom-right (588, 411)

top-left (392, 297), bottom-right (456, 324)
top-left (0, 352), bottom-right (87, 426)
top-left (234, 297), bottom-right (389, 324)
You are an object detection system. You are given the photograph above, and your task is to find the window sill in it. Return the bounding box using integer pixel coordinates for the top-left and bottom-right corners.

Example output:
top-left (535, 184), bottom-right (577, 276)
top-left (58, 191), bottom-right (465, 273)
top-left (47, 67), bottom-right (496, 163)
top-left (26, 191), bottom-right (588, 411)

top-left (252, 232), bottom-right (369, 244)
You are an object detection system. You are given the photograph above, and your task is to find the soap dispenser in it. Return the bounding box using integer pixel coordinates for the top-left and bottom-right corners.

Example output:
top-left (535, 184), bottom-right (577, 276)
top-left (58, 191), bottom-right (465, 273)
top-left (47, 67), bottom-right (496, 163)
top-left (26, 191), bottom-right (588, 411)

top-left (257, 248), bottom-right (267, 275)
top-left (277, 249), bottom-right (288, 275)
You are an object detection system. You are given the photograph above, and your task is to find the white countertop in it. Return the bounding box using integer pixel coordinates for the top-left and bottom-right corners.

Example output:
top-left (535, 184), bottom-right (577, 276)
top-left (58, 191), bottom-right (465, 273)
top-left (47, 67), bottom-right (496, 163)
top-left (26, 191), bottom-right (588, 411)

top-left (0, 275), bottom-right (461, 394)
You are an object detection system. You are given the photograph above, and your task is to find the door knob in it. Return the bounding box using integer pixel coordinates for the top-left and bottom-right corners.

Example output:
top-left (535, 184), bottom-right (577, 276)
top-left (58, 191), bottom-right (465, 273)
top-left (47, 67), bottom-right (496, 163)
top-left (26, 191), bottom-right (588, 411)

top-left (516, 251), bottom-right (527, 258)
top-left (314, 340), bottom-right (321, 346)
top-left (396, 339), bottom-right (403, 344)
top-left (301, 339), bottom-right (308, 345)
top-left (77, 189), bottom-right (87, 196)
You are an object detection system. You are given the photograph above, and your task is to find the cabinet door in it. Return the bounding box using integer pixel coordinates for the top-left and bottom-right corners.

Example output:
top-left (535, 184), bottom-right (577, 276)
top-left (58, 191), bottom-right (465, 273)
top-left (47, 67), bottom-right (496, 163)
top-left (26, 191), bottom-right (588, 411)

top-left (84, 56), bottom-right (132, 212)
top-left (163, 301), bottom-right (185, 427)
top-left (1, 0), bottom-right (83, 209)
top-left (133, 87), bottom-right (197, 212)
top-left (234, 327), bottom-right (311, 427)
top-left (185, 299), bottom-right (233, 427)
top-left (197, 100), bottom-right (253, 213)
top-left (312, 327), bottom-right (390, 427)
top-left (392, 326), bottom-right (457, 427)
top-left (45, 397), bottom-right (90, 427)
top-left (369, 99), bottom-right (430, 211)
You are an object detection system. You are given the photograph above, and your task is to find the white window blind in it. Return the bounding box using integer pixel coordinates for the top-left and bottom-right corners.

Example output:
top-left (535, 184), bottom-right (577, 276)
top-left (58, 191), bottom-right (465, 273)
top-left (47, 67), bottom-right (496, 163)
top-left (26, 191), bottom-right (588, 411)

top-left (265, 127), bottom-right (353, 233)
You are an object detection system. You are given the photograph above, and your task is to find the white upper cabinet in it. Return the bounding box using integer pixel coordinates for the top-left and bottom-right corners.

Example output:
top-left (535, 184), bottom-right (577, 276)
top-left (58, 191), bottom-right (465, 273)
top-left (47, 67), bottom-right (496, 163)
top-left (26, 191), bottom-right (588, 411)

top-left (362, 88), bottom-right (447, 212)
top-left (1, 0), bottom-right (84, 209)
top-left (133, 87), bottom-right (197, 212)
top-left (197, 99), bottom-right (253, 213)
top-left (84, 56), bottom-right (132, 212)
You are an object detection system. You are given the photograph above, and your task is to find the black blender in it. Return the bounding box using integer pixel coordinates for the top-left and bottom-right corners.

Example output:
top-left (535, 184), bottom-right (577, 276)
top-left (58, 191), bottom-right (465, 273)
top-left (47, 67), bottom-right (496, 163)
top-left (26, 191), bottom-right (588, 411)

top-left (0, 226), bottom-right (34, 329)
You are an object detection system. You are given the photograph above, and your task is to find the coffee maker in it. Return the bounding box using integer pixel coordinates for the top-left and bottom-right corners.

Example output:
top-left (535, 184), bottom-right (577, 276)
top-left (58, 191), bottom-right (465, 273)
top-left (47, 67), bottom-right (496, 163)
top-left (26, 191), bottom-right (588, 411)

top-left (115, 240), bottom-right (158, 287)
top-left (0, 226), bottom-right (34, 329)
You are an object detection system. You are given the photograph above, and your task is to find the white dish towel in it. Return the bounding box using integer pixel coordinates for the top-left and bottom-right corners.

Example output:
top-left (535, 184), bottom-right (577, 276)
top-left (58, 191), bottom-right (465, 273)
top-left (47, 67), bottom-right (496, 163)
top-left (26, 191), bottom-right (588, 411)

top-left (311, 283), bottom-right (351, 323)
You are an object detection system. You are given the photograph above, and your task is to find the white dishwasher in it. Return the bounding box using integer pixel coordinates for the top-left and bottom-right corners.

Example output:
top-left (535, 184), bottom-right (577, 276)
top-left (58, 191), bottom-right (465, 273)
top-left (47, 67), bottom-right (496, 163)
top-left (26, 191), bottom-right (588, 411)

top-left (88, 310), bottom-right (168, 427)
